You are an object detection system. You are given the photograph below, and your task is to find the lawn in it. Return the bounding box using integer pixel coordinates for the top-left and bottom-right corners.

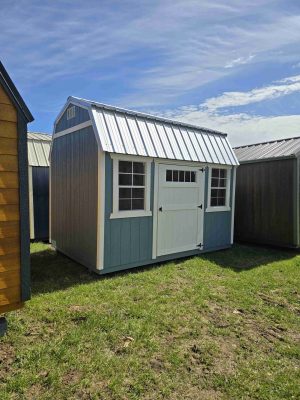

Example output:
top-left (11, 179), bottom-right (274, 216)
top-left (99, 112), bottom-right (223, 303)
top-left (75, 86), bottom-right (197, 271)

top-left (0, 243), bottom-right (299, 400)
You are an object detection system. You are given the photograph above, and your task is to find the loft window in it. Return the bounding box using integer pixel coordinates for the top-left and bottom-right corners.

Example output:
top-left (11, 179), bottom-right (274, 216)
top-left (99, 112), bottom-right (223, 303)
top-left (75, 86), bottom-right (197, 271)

top-left (67, 106), bottom-right (75, 120)
top-left (111, 156), bottom-right (152, 219)
top-left (208, 168), bottom-right (231, 210)
top-left (166, 169), bottom-right (196, 183)
top-left (119, 161), bottom-right (145, 211)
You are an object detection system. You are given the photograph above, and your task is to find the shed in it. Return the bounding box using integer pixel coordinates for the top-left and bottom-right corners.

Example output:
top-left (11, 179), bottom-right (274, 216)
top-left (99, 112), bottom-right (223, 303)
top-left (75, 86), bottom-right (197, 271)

top-left (234, 136), bottom-right (300, 247)
top-left (50, 97), bottom-right (238, 274)
top-left (0, 62), bottom-right (33, 320)
top-left (28, 132), bottom-right (51, 241)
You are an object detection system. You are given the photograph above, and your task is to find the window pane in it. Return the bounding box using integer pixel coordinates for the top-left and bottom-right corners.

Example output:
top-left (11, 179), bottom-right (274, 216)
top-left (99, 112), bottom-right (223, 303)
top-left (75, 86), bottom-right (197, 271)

top-left (211, 189), bottom-right (218, 198)
top-left (212, 169), bottom-right (219, 178)
top-left (173, 170), bottom-right (179, 182)
top-left (219, 178), bottom-right (226, 188)
top-left (185, 171), bottom-right (191, 182)
top-left (166, 170), bottom-right (172, 182)
top-left (191, 171), bottom-right (196, 182)
top-left (132, 198), bottom-right (144, 210)
top-left (132, 188), bottom-right (144, 199)
top-left (218, 197), bottom-right (226, 206)
top-left (179, 171), bottom-right (185, 182)
top-left (119, 199), bottom-right (131, 210)
top-left (119, 173), bottom-right (132, 186)
top-left (211, 197), bottom-right (218, 206)
top-left (218, 189), bottom-right (226, 198)
top-left (133, 162), bottom-right (145, 174)
top-left (119, 188), bottom-right (131, 198)
top-left (133, 174), bottom-right (144, 186)
top-left (119, 161), bottom-right (132, 173)
top-left (219, 169), bottom-right (226, 178)
top-left (211, 178), bottom-right (219, 187)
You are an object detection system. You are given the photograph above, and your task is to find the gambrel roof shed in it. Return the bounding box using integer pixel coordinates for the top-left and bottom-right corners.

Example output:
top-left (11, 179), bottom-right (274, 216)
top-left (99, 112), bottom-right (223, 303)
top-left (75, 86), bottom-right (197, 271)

top-left (51, 96), bottom-right (238, 275)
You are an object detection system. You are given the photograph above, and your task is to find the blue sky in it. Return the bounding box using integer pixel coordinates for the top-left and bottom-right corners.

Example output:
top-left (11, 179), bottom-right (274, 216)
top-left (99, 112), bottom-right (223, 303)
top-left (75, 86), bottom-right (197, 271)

top-left (1, 0), bottom-right (300, 145)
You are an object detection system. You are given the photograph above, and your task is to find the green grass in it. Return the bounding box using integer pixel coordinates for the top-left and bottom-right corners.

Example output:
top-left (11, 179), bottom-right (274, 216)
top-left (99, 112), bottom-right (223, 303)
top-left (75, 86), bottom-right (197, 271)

top-left (1, 243), bottom-right (300, 400)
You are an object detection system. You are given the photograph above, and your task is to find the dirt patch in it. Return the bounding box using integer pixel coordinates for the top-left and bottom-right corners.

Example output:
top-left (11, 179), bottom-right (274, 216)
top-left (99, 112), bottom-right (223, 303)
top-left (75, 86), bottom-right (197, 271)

top-left (24, 383), bottom-right (44, 400)
top-left (62, 369), bottom-right (83, 386)
top-left (0, 343), bottom-right (15, 379)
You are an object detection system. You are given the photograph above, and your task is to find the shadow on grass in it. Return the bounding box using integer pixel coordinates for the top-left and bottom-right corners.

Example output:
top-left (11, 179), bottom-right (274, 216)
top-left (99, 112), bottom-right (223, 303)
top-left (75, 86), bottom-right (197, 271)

top-left (31, 243), bottom-right (299, 296)
top-left (31, 248), bottom-right (98, 295)
top-left (201, 243), bottom-right (298, 272)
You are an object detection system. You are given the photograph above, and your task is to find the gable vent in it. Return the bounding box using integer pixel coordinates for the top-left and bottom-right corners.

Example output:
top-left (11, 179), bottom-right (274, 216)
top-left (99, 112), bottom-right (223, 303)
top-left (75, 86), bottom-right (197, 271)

top-left (67, 106), bottom-right (75, 120)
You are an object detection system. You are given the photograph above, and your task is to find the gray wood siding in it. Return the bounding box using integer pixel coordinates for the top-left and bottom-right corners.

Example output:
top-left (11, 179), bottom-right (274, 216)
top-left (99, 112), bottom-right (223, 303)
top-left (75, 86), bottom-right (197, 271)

top-left (56, 104), bottom-right (90, 133)
top-left (235, 159), bottom-right (296, 247)
top-left (51, 126), bottom-right (98, 267)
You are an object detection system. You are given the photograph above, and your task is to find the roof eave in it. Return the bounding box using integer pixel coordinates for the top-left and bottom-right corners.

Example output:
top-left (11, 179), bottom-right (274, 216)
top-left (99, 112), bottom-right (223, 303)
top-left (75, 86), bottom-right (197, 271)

top-left (0, 62), bottom-right (34, 122)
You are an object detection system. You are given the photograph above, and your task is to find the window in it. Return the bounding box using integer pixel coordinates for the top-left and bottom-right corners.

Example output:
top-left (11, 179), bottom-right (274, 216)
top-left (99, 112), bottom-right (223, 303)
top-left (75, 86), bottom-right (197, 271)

top-left (207, 167), bottom-right (231, 211)
top-left (119, 161), bottom-right (145, 211)
top-left (166, 169), bottom-right (196, 183)
top-left (67, 106), bottom-right (75, 120)
top-left (111, 156), bottom-right (152, 219)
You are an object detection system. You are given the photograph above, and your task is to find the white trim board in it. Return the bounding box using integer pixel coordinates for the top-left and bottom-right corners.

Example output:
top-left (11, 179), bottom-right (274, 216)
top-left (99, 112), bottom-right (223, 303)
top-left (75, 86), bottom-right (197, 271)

top-left (230, 166), bottom-right (237, 244)
top-left (53, 120), bottom-right (92, 139)
top-left (96, 150), bottom-right (105, 270)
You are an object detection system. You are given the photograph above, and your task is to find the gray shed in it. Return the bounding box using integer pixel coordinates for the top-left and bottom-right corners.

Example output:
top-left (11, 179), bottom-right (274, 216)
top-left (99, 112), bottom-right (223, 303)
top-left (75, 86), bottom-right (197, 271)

top-left (50, 97), bottom-right (238, 275)
top-left (234, 136), bottom-right (300, 247)
top-left (28, 132), bottom-right (51, 241)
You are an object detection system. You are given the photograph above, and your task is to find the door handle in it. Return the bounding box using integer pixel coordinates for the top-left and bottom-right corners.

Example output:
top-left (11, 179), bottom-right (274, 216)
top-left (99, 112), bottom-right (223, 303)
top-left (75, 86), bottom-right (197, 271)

top-left (159, 206), bottom-right (163, 212)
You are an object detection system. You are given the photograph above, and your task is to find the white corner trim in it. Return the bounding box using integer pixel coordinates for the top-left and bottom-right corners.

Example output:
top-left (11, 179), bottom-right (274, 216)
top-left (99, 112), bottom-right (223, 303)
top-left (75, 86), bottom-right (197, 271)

top-left (110, 210), bottom-right (152, 219)
top-left (230, 166), bottom-right (237, 244)
top-left (53, 120), bottom-right (92, 139)
top-left (96, 150), bottom-right (105, 270)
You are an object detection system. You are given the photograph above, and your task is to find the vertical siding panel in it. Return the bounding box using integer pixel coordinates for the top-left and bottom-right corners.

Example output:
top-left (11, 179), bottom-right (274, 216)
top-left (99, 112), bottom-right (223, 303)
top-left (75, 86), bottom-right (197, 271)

top-left (110, 221), bottom-right (121, 267)
top-left (130, 219), bottom-right (140, 262)
top-left (120, 220), bottom-right (131, 265)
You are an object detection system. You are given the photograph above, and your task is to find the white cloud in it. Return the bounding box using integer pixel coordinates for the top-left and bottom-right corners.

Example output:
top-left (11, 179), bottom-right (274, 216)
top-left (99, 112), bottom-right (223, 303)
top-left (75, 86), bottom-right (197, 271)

top-left (225, 55), bottom-right (255, 69)
top-left (160, 73), bottom-right (300, 146)
top-left (1, 0), bottom-right (300, 105)
top-left (201, 75), bottom-right (300, 110)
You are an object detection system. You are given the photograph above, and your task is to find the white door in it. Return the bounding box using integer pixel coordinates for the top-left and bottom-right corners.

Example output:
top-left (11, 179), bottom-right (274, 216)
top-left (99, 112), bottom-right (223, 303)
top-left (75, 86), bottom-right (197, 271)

top-left (156, 163), bottom-right (205, 257)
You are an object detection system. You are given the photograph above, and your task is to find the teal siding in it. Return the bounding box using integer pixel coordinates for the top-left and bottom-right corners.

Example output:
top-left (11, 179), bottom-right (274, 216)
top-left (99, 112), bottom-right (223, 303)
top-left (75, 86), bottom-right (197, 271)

top-left (203, 167), bottom-right (233, 250)
top-left (103, 154), bottom-right (153, 270)
top-left (103, 158), bottom-right (233, 273)
top-left (56, 104), bottom-right (90, 133)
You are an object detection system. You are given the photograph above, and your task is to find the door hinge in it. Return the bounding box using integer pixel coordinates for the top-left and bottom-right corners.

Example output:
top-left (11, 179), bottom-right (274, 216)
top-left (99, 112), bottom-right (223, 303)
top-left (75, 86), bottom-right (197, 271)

top-left (197, 243), bottom-right (203, 248)
top-left (159, 206), bottom-right (163, 212)
top-left (198, 204), bottom-right (203, 209)
top-left (199, 168), bottom-right (205, 172)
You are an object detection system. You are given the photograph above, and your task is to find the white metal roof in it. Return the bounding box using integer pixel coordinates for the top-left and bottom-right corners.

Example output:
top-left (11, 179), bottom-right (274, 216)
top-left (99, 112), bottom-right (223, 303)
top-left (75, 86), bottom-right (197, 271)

top-left (66, 97), bottom-right (238, 166)
top-left (234, 136), bottom-right (300, 162)
top-left (27, 132), bottom-right (52, 167)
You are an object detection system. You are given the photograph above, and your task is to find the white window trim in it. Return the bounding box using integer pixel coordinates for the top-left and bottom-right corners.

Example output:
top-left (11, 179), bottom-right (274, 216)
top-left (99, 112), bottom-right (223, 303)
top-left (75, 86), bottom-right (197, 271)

top-left (206, 166), bottom-right (231, 212)
top-left (110, 155), bottom-right (152, 219)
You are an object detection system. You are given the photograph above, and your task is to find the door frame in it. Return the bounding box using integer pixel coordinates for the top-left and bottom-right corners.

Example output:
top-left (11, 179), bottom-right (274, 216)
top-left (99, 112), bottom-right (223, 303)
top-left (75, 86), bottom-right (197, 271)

top-left (152, 160), bottom-right (206, 259)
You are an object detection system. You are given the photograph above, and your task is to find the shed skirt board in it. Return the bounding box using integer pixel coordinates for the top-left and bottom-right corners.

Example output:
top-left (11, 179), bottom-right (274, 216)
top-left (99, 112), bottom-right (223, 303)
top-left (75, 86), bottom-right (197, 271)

top-left (155, 163), bottom-right (204, 257)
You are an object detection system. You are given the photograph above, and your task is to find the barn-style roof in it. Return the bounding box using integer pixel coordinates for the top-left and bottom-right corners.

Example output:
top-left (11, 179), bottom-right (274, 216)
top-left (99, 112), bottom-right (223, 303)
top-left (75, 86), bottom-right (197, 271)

top-left (65, 97), bottom-right (238, 166)
top-left (234, 136), bottom-right (300, 163)
top-left (27, 132), bottom-right (51, 167)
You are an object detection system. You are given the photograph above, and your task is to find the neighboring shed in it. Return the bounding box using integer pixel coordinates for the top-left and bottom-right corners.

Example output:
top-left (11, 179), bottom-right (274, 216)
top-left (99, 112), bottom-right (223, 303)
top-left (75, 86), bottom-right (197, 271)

top-left (234, 136), bottom-right (300, 247)
top-left (50, 97), bottom-right (238, 275)
top-left (28, 132), bottom-right (51, 241)
top-left (0, 62), bottom-right (33, 321)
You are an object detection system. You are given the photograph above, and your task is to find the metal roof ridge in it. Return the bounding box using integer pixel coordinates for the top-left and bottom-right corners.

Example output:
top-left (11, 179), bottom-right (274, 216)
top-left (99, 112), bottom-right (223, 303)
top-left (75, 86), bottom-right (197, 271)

top-left (69, 96), bottom-right (228, 137)
top-left (234, 135), bottom-right (300, 149)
